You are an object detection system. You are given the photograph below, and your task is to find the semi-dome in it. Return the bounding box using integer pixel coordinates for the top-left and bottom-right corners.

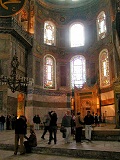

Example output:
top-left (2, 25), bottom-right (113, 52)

top-left (38, 0), bottom-right (99, 10)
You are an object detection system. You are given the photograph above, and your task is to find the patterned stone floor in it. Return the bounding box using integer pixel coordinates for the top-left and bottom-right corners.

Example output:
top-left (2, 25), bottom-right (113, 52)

top-left (0, 124), bottom-right (120, 160)
top-left (0, 150), bottom-right (102, 160)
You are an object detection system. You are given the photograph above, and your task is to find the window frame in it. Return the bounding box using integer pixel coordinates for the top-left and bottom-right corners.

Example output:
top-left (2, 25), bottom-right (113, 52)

top-left (96, 11), bottom-right (107, 41)
top-left (43, 54), bottom-right (56, 90)
top-left (44, 21), bottom-right (56, 46)
top-left (69, 22), bottom-right (85, 48)
top-left (99, 49), bottom-right (110, 88)
top-left (70, 55), bottom-right (86, 89)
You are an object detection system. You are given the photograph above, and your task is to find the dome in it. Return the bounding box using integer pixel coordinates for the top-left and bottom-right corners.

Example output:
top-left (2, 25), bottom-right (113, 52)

top-left (39, 0), bottom-right (99, 10)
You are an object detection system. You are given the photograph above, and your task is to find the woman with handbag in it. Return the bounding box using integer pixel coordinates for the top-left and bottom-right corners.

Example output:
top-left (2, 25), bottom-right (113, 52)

top-left (61, 110), bottom-right (72, 143)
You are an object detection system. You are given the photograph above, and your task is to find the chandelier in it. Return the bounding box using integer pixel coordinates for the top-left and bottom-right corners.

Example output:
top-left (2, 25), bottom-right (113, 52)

top-left (0, 53), bottom-right (30, 93)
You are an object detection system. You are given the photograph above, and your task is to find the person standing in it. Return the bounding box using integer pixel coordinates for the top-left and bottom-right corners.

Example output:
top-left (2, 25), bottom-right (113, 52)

top-left (11, 114), bottom-right (16, 130)
top-left (75, 112), bottom-right (84, 143)
top-left (48, 111), bottom-right (57, 144)
top-left (0, 116), bottom-right (2, 131)
top-left (61, 110), bottom-right (72, 144)
top-left (14, 115), bottom-right (27, 155)
top-left (33, 115), bottom-right (37, 130)
top-left (36, 115), bottom-right (41, 130)
top-left (84, 111), bottom-right (94, 141)
top-left (6, 115), bottom-right (11, 130)
top-left (41, 112), bottom-right (51, 140)
top-left (0, 115), bottom-right (5, 131)
top-left (95, 113), bottom-right (100, 127)
top-left (71, 113), bottom-right (76, 138)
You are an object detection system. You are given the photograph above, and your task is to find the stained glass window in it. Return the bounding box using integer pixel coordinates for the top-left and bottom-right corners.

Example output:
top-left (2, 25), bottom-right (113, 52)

top-left (70, 55), bottom-right (86, 88)
top-left (99, 49), bottom-right (110, 87)
top-left (97, 11), bottom-right (107, 40)
top-left (70, 23), bottom-right (84, 47)
top-left (44, 21), bottom-right (56, 46)
top-left (43, 55), bottom-right (56, 89)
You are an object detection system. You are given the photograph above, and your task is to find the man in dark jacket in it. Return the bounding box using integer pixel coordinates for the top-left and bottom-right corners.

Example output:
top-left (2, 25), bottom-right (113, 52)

top-left (14, 115), bottom-right (27, 155)
top-left (48, 111), bottom-right (57, 144)
top-left (84, 111), bottom-right (94, 141)
top-left (36, 115), bottom-right (41, 130)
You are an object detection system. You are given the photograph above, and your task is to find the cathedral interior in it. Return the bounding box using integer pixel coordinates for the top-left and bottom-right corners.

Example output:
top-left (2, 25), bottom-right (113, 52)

top-left (0, 0), bottom-right (120, 127)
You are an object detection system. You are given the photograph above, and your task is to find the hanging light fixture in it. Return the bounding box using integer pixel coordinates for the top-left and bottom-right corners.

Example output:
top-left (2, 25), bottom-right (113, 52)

top-left (0, 52), bottom-right (32, 93)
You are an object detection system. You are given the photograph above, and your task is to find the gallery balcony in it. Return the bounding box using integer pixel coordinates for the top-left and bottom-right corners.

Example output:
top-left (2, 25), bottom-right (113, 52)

top-left (0, 17), bottom-right (33, 48)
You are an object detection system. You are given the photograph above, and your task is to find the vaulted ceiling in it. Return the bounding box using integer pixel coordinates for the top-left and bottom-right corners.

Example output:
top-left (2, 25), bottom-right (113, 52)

top-left (38, 0), bottom-right (99, 10)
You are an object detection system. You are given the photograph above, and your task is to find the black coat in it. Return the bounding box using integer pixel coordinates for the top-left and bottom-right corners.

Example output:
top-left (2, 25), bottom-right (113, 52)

top-left (84, 115), bottom-right (94, 125)
top-left (15, 117), bottom-right (27, 134)
top-left (49, 112), bottom-right (57, 126)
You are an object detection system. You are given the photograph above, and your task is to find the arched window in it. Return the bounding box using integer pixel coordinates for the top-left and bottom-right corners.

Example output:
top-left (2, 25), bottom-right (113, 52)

top-left (43, 55), bottom-right (56, 89)
top-left (70, 55), bottom-right (86, 88)
top-left (97, 11), bottom-right (107, 40)
top-left (99, 49), bottom-right (110, 88)
top-left (44, 21), bottom-right (56, 46)
top-left (70, 23), bottom-right (84, 47)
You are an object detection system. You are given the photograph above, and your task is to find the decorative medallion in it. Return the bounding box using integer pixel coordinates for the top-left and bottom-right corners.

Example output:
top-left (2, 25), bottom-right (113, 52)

top-left (36, 44), bottom-right (41, 52)
top-left (60, 16), bottom-right (65, 22)
top-left (0, 0), bottom-right (26, 17)
top-left (59, 50), bottom-right (66, 57)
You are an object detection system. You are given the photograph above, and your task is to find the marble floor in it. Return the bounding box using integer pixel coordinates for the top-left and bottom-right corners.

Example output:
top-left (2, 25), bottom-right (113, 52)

top-left (0, 124), bottom-right (119, 160)
top-left (0, 150), bottom-right (103, 160)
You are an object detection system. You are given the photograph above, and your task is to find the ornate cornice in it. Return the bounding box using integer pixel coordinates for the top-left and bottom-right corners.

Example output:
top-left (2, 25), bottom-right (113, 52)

top-left (27, 87), bottom-right (70, 96)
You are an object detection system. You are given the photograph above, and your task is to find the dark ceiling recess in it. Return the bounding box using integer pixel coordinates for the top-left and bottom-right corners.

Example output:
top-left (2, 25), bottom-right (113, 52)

top-left (39, 0), bottom-right (100, 10)
top-left (116, 0), bottom-right (120, 39)
top-left (116, 12), bottom-right (120, 38)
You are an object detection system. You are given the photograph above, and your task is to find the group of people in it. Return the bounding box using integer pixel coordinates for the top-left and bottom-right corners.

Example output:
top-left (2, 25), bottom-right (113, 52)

top-left (41, 111), bottom-right (57, 144)
top-left (41, 110), bottom-right (96, 144)
top-left (14, 111), bottom-right (58, 155)
top-left (13, 110), bottom-right (100, 155)
top-left (61, 110), bottom-right (99, 143)
top-left (0, 114), bottom-right (17, 131)
top-left (14, 115), bottom-right (37, 155)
